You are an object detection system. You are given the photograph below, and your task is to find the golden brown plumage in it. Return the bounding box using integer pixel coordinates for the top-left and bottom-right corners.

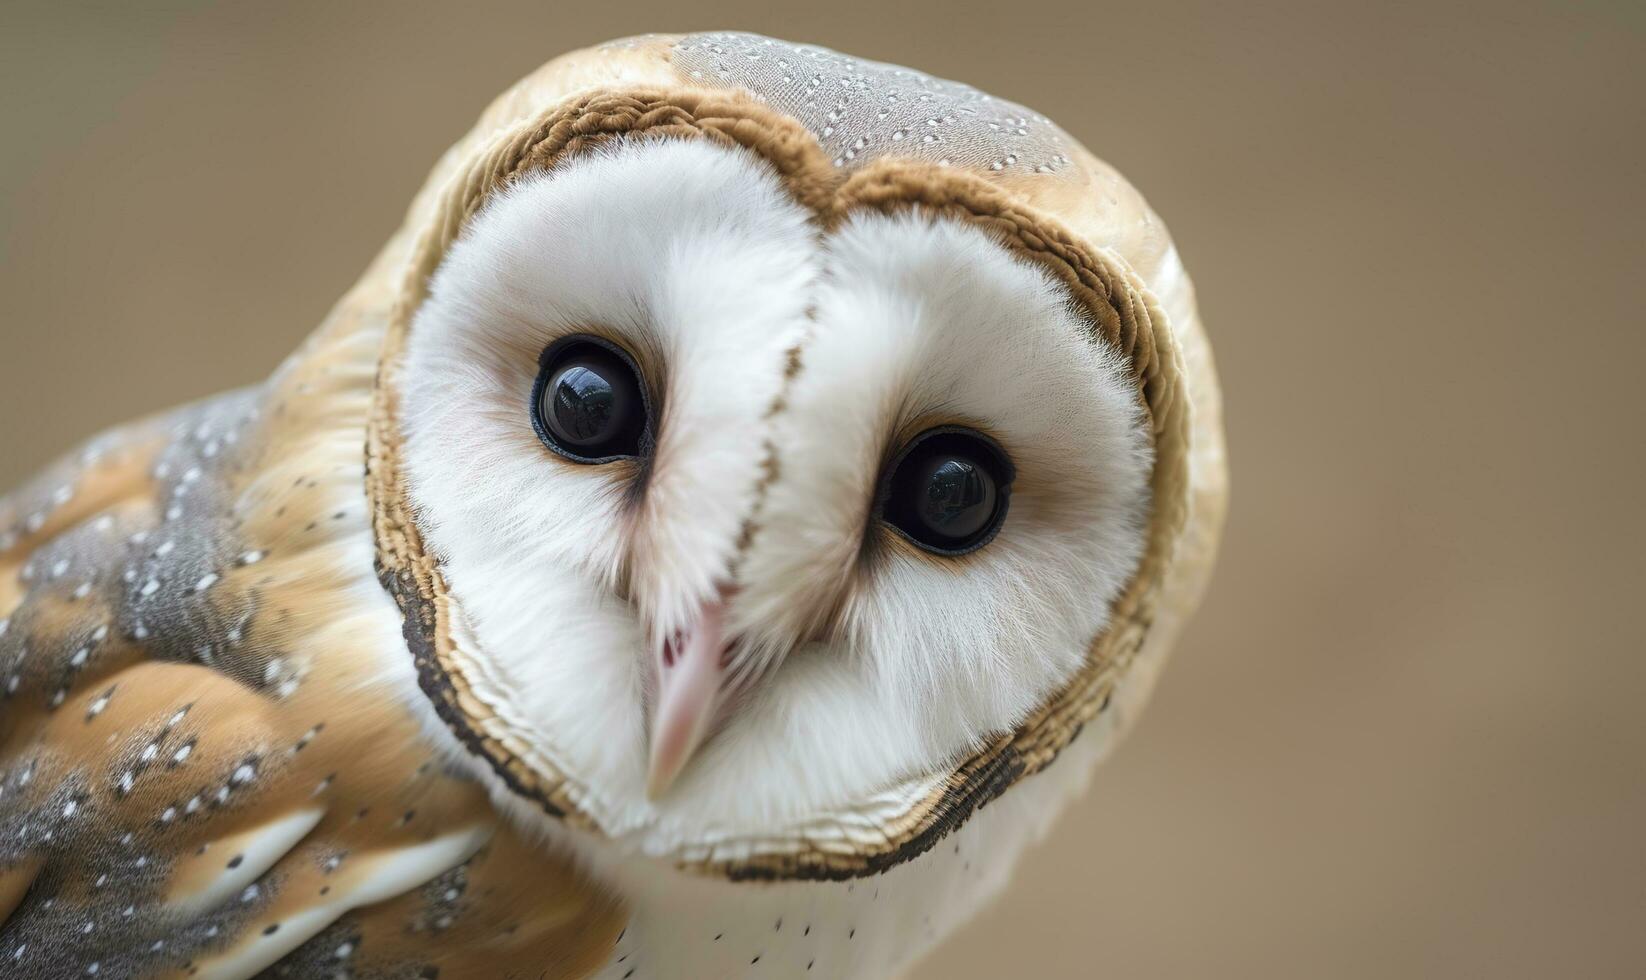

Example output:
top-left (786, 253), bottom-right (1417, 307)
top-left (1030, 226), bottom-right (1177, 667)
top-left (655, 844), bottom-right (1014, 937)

top-left (0, 296), bottom-right (622, 977)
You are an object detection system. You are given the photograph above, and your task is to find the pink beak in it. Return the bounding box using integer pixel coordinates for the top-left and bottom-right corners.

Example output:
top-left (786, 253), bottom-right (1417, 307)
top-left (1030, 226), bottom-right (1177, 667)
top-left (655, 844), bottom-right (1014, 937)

top-left (647, 595), bottom-right (731, 799)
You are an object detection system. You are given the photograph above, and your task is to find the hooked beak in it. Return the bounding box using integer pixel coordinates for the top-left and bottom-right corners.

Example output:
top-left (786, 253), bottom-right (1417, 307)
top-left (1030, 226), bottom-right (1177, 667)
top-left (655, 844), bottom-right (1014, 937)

top-left (647, 595), bottom-right (731, 799)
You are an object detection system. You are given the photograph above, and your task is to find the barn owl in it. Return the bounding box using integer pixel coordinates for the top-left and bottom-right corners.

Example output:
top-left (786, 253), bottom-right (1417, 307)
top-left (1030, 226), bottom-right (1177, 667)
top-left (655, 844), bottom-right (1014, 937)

top-left (0, 32), bottom-right (1225, 980)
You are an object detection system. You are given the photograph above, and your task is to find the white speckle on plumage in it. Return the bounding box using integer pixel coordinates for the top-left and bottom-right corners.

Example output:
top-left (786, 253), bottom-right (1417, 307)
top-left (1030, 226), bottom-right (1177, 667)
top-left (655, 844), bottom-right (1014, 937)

top-left (334, 942), bottom-right (354, 959)
top-left (69, 648), bottom-right (89, 668)
top-left (50, 559), bottom-right (69, 579)
top-left (230, 762), bottom-right (255, 785)
top-left (139, 742), bottom-right (158, 763)
top-left (193, 572), bottom-right (219, 593)
top-left (241, 884), bottom-right (259, 903)
top-left (239, 550), bottom-right (266, 565)
top-left (159, 806), bottom-right (176, 823)
top-left (139, 579), bottom-right (160, 598)
top-left (154, 540), bottom-right (175, 557)
top-left (86, 689), bottom-right (113, 718)
top-left (172, 741), bottom-right (194, 765)
top-left (91, 624), bottom-right (108, 643)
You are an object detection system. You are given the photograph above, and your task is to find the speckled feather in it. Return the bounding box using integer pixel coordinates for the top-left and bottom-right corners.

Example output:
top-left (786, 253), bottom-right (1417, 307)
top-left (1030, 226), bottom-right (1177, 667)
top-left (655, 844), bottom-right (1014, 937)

top-left (0, 297), bottom-right (623, 978)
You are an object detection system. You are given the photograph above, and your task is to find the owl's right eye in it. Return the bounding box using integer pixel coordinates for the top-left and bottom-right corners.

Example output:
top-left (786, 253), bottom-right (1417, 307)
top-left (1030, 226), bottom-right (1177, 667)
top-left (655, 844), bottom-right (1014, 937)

top-left (531, 335), bottom-right (650, 463)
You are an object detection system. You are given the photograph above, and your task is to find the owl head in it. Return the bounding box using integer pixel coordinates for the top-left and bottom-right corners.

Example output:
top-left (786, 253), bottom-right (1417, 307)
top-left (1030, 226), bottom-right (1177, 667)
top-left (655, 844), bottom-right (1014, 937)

top-left (365, 33), bottom-right (1224, 880)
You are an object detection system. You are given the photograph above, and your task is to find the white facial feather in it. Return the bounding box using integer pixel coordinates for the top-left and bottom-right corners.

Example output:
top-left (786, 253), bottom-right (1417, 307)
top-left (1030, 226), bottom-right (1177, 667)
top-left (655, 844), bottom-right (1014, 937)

top-left (398, 137), bottom-right (1150, 856)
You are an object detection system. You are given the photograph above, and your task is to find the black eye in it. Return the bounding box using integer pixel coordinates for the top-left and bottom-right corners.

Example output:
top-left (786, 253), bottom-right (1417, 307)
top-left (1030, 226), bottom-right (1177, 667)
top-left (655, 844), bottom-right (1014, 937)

top-left (531, 336), bottom-right (650, 462)
top-left (881, 427), bottom-right (1014, 555)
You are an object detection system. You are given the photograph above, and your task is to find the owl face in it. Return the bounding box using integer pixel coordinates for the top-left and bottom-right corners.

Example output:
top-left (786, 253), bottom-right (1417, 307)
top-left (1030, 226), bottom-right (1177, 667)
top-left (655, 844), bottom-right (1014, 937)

top-left (396, 136), bottom-right (1152, 852)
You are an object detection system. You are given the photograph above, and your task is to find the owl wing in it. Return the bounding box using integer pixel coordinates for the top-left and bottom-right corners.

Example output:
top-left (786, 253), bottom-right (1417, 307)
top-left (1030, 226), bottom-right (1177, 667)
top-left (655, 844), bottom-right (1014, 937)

top-left (0, 392), bottom-right (623, 979)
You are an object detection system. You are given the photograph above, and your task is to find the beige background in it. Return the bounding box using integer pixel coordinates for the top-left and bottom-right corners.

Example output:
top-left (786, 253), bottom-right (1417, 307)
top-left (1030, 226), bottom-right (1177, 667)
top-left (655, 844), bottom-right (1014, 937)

top-left (2, 1), bottom-right (1641, 977)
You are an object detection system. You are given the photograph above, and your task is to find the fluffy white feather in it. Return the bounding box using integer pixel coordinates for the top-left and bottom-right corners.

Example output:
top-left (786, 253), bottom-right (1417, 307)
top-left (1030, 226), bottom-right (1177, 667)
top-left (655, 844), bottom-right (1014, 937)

top-left (398, 137), bottom-right (1150, 858)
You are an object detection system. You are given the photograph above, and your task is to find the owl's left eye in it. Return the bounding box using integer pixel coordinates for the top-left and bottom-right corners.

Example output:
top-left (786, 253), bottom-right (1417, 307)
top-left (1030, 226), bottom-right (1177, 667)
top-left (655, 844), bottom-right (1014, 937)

top-left (880, 426), bottom-right (1015, 556)
top-left (531, 335), bottom-right (650, 463)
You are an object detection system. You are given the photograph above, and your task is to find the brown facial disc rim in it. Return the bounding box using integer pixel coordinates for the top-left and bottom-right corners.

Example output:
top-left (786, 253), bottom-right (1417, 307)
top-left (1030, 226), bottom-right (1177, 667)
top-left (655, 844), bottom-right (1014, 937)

top-left (366, 87), bottom-right (1191, 880)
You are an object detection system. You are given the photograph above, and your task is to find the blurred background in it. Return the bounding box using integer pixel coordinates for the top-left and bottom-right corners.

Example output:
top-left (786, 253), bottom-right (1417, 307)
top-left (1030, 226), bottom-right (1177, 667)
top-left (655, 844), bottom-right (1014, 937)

top-left (1, 1), bottom-right (1640, 976)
